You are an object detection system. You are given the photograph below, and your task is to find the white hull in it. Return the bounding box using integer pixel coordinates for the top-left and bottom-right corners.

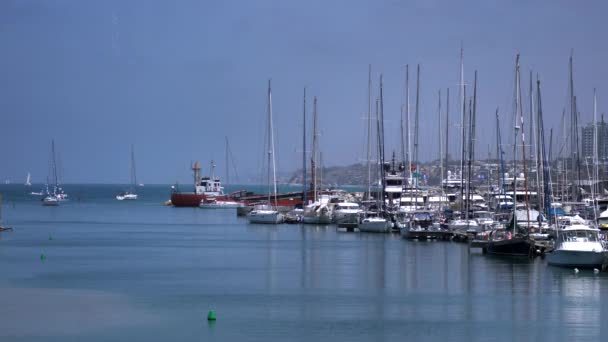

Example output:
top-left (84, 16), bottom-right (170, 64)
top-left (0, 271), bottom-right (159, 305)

top-left (358, 218), bottom-right (391, 233)
top-left (448, 220), bottom-right (479, 232)
top-left (333, 211), bottom-right (360, 224)
top-left (116, 193), bottom-right (138, 201)
top-left (42, 196), bottom-right (59, 206)
top-left (200, 201), bottom-right (243, 209)
top-left (248, 210), bottom-right (284, 224)
top-left (301, 214), bottom-right (332, 225)
top-left (547, 250), bottom-right (607, 268)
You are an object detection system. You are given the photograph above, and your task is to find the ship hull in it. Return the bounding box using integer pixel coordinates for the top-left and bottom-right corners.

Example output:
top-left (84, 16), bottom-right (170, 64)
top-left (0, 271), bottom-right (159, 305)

top-left (485, 236), bottom-right (532, 256)
top-left (170, 193), bottom-right (206, 207)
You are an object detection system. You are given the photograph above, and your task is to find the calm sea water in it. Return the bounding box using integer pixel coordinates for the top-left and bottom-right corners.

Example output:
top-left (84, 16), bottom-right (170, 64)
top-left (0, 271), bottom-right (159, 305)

top-left (0, 184), bottom-right (607, 341)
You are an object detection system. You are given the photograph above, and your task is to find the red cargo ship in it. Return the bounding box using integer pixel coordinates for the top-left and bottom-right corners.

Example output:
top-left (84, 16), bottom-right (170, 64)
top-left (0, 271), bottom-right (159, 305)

top-left (170, 161), bottom-right (306, 208)
top-left (170, 161), bottom-right (225, 207)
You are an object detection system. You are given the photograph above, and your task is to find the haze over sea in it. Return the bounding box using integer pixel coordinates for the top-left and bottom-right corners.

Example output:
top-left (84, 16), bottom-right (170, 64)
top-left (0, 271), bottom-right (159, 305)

top-left (0, 184), bottom-right (606, 341)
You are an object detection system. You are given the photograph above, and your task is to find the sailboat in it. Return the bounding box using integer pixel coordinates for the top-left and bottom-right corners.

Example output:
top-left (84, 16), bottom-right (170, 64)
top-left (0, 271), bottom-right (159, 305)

top-left (485, 54), bottom-right (534, 256)
top-left (302, 96), bottom-right (333, 225)
top-left (25, 173), bottom-right (32, 186)
top-left (42, 140), bottom-right (60, 206)
top-left (359, 72), bottom-right (392, 233)
top-left (248, 80), bottom-right (284, 224)
top-left (116, 145), bottom-right (138, 200)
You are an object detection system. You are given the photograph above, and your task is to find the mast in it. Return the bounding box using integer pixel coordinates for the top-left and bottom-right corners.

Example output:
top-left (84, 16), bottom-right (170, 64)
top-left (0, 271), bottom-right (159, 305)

top-left (406, 65), bottom-right (412, 186)
top-left (51, 139), bottom-right (58, 195)
top-left (375, 98), bottom-right (382, 208)
top-left (465, 97), bottom-right (473, 222)
top-left (267, 80), bottom-right (278, 205)
top-left (438, 89), bottom-right (444, 200)
top-left (130, 144), bottom-right (137, 191)
top-left (460, 85), bottom-right (467, 203)
top-left (311, 96), bottom-right (318, 202)
top-left (225, 137), bottom-right (230, 185)
top-left (445, 88), bottom-right (450, 185)
top-left (302, 88), bottom-right (307, 204)
top-left (569, 52), bottom-right (577, 201)
top-left (593, 89), bottom-right (599, 214)
top-left (366, 65), bottom-right (372, 200)
top-left (471, 71), bottom-right (477, 163)
top-left (459, 46), bottom-right (465, 189)
top-left (414, 64), bottom-right (420, 189)
top-left (379, 74), bottom-right (386, 203)
top-left (516, 55), bottom-right (531, 230)
top-left (537, 78), bottom-right (549, 218)
top-left (531, 70), bottom-right (542, 212)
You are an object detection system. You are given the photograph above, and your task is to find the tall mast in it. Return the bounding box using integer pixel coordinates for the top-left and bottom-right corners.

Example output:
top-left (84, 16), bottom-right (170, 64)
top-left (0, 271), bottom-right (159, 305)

top-left (466, 97), bottom-right (473, 221)
top-left (51, 139), bottom-right (58, 193)
top-left (366, 65), bottom-right (372, 200)
top-left (471, 70), bottom-right (477, 163)
top-left (225, 137), bottom-right (230, 185)
top-left (511, 55), bottom-right (519, 231)
top-left (379, 74), bottom-right (386, 201)
top-left (266, 80), bottom-right (279, 205)
top-left (537, 78), bottom-right (552, 221)
top-left (312, 96), bottom-right (318, 202)
top-left (375, 98), bottom-right (382, 207)
top-left (445, 88), bottom-right (450, 185)
top-left (406, 65), bottom-right (412, 186)
top-left (130, 144), bottom-right (137, 190)
top-left (459, 46), bottom-right (465, 187)
top-left (438, 89), bottom-right (444, 200)
top-left (414, 64), bottom-right (420, 188)
top-left (460, 85), bottom-right (467, 203)
top-left (594, 89), bottom-right (599, 210)
top-left (530, 71), bottom-right (539, 210)
top-left (302, 87), bottom-right (307, 204)
top-left (516, 55), bottom-right (531, 230)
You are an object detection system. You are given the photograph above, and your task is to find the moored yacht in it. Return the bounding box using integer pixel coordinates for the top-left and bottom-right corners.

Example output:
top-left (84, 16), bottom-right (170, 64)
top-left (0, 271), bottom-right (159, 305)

top-left (547, 225), bottom-right (608, 268)
top-left (332, 202), bottom-right (362, 225)
top-left (248, 204), bottom-right (284, 224)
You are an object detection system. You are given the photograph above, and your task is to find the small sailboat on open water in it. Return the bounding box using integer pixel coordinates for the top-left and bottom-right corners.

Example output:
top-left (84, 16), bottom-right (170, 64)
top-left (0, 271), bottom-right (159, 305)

top-left (116, 145), bottom-right (138, 201)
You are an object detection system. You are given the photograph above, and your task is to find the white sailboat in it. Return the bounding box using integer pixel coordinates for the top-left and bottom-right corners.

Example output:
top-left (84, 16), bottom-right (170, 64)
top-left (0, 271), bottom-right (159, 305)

top-left (248, 80), bottom-right (284, 224)
top-left (42, 140), bottom-right (61, 206)
top-left (301, 96), bottom-right (333, 224)
top-left (25, 172), bottom-right (32, 186)
top-left (116, 145), bottom-right (138, 201)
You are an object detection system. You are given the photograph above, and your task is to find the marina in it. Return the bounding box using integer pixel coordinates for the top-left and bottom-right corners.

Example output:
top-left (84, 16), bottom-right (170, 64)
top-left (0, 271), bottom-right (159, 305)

top-left (3, 1), bottom-right (608, 341)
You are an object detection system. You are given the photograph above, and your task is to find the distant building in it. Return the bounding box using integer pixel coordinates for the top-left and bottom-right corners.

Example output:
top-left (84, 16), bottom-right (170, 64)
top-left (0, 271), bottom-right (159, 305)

top-left (581, 116), bottom-right (608, 161)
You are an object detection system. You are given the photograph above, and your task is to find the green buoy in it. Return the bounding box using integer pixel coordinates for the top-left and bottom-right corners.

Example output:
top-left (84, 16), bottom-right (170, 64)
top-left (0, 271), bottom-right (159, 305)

top-left (40, 253), bottom-right (46, 261)
top-left (207, 309), bottom-right (216, 321)
top-left (49, 235), bottom-right (53, 241)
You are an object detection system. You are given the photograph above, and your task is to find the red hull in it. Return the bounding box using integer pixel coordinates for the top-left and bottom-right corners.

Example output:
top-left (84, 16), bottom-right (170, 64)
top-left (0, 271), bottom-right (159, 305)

top-left (170, 193), bottom-right (207, 207)
top-left (171, 191), bottom-right (305, 208)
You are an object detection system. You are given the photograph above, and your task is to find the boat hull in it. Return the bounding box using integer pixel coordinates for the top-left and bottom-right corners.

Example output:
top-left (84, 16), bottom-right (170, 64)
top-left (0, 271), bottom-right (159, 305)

top-left (248, 211), bottom-right (284, 224)
top-left (199, 201), bottom-right (243, 209)
top-left (485, 237), bottom-right (532, 256)
top-left (358, 219), bottom-right (392, 233)
top-left (547, 250), bottom-right (608, 268)
top-left (301, 214), bottom-right (333, 225)
top-left (170, 193), bottom-right (206, 207)
top-left (42, 197), bottom-right (59, 206)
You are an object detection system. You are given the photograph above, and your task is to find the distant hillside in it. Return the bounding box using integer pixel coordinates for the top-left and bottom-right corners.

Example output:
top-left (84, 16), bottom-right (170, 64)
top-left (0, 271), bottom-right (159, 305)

top-left (287, 163), bottom-right (379, 187)
top-left (286, 160), bottom-right (488, 187)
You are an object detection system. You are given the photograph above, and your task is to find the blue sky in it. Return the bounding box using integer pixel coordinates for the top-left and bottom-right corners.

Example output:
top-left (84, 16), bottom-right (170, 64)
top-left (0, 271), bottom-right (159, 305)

top-left (1, 0), bottom-right (607, 184)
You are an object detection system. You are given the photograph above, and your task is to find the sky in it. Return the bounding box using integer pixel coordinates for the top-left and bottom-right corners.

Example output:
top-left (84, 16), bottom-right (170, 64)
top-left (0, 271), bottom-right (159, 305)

top-left (1, 0), bottom-right (607, 184)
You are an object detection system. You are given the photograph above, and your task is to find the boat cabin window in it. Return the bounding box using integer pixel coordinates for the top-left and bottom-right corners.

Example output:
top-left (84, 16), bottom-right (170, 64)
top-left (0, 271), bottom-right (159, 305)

top-left (563, 230), bottom-right (598, 242)
top-left (386, 179), bottom-right (403, 186)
